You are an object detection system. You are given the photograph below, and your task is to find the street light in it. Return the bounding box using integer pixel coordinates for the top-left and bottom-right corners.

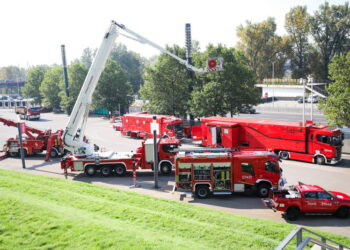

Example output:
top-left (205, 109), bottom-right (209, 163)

top-left (300, 78), bottom-right (306, 125)
top-left (272, 62), bottom-right (275, 108)
top-left (308, 76), bottom-right (314, 121)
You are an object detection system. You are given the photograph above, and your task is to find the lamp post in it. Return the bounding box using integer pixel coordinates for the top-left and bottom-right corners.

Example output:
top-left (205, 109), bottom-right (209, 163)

top-left (17, 115), bottom-right (26, 169)
top-left (300, 78), bottom-right (306, 125)
top-left (272, 62), bottom-right (275, 108)
top-left (308, 76), bottom-right (314, 121)
top-left (151, 116), bottom-right (159, 188)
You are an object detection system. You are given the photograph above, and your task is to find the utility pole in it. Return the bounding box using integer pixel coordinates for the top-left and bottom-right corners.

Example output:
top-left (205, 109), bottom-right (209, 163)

top-left (185, 23), bottom-right (194, 125)
top-left (300, 78), bottom-right (306, 125)
top-left (17, 116), bottom-right (26, 169)
top-left (61, 45), bottom-right (70, 97)
top-left (152, 116), bottom-right (159, 188)
top-left (272, 62), bottom-right (275, 108)
top-left (308, 76), bottom-right (314, 121)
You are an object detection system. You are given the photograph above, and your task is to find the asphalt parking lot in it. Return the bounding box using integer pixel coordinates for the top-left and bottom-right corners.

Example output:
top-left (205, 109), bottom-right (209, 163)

top-left (0, 109), bottom-right (349, 238)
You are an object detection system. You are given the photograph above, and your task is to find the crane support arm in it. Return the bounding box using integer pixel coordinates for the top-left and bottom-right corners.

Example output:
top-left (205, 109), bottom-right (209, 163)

top-left (63, 21), bottom-right (119, 156)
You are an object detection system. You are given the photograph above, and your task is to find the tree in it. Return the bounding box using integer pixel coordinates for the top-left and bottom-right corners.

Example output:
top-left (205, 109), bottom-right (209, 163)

top-left (92, 60), bottom-right (133, 115)
top-left (139, 45), bottom-right (192, 116)
top-left (191, 45), bottom-right (258, 117)
top-left (237, 18), bottom-right (283, 81)
top-left (285, 6), bottom-right (310, 78)
top-left (309, 2), bottom-right (350, 80)
top-left (0, 66), bottom-right (26, 81)
top-left (318, 53), bottom-right (350, 127)
top-left (22, 66), bottom-right (48, 105)
top-left (110, 44), bottom-right (145, 93)
top-left (80, 47), bottom-right (96, 69)
top-left (60, 63), bottom-right (87, 114)
top-left (40, 66), bottom-right (63, 109)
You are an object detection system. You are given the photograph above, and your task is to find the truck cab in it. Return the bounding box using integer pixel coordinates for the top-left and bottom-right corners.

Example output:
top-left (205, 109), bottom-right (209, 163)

top-left (133, 138), bottom-right (180, 175)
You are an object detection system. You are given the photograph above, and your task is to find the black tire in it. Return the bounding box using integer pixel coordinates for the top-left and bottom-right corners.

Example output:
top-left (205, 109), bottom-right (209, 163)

top-left (315, 155), bottom-right (326, 165)
top-left (100, 165), bottom-right (112, 177)
top-left (18, 149), bottom-right (27, 157)
top-left (9, 151), bottom-right (19, 157)
top-left (195, 185), bottom-right (210, 199)
top-left (115, 164), bottom-right (126, 177)
top-left (257, 183), bottom-right (271, 198)
top-left (49, 149), bottom-right (59, 158)
top-left (160, 162), bottom-right (172, 175)
top-left (286, 206), bottom-right (300, 221)
top-left (280, 151), bottom-right (289, 160)
top-left (84, 165), bottom-right (96, 177)
top-left (335, 206), bottom-right (349, 219)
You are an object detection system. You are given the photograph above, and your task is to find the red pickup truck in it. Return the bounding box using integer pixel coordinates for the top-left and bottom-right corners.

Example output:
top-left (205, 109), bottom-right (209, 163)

top-left (262, 182), bottom-right (350, 221)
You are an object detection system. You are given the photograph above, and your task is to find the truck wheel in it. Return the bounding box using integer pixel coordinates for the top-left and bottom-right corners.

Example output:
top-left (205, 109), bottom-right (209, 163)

top-left (279, 151), bottom-right (289, 160)
top-left (18, 149), bottom-right (27, 157)
top-left (115, 164), bottom-right (126, 177)
top-left (50, 149), bottom-right (59, 158)
top-left (315, 155), bottom-right (326, 165)
top-left (160, 162), bottom-right (172, 175)
top-left (257, 183), bottom-right (271, 198)
top-left (9, 151), bottom-right (19, 157)
top-left (286, 207), bottom-right (300, 221)
top-left (335, 206), bottom-right (349, 219)
top-left (100, 166), bottom-right (112, 177)
top-left (195, 185), bottom-right (210, 199)
top-left (84, 165), bottom-right (96, 177)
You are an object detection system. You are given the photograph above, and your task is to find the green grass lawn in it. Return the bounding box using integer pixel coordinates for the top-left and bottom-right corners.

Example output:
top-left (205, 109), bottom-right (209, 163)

top-left (0, 169), bottom-right (349, 249)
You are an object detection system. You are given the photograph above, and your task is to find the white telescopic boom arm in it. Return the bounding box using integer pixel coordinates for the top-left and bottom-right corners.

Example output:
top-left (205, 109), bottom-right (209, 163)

top-left (63, 22), bottom-right (119, 155)
top-left (114, 22), bottom-right (207, 74)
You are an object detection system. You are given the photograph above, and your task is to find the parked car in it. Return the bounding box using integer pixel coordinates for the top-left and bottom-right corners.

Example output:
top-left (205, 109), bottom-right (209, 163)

top-left (39, 107), bottom-right (52, 113)
top-left (307, 95), bottom-right (319, 103)
top-left (53, 108), bottom-right (64, 114)
top-left (240, 105), bottom-right (256, 114)
top-left (297, 97), bottom-right (307, 103)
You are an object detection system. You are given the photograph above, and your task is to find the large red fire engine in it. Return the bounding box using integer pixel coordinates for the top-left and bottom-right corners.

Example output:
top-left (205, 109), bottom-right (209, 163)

top-left (0, 117), bottom-right (65, 161)
top-left (175, 149), bottom-right (283, 198)
top-left (199, 117), bottom-right (343, 165)
top-left (120, 113), bottom-right (183, 139)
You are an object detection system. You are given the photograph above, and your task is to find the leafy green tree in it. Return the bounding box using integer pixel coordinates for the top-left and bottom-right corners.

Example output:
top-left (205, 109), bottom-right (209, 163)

top-left (319, 53), bottom-right (350, 127)
top-left (191, 45), bottom-right (258, 117)
top-left (237, 18), bottom-right (283, 81)
top-left (309, 2), bottom-right (350, 79)
top-left (139, 45), bottom-right (191, 116)
top-left (110, 44), bottom-right (145, 93)
top-left (0, 66), bottom-right (26, 81)
top-left (60, 63), bottom-right (87, 114)
top-left (92, 60), bottom-right (133, 115)
top-left (22, 66), bottom-right (48, 105)
top-left (285, 6), bottom-right (310, 78)
top-left (40, 66), bottom-right (63, 109)
top-left (80, 47), bottom-right (96, 69)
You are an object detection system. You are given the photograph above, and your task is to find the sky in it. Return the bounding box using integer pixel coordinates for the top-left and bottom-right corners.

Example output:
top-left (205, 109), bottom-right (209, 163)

top-left (0, 0), bottom-right (347, 68)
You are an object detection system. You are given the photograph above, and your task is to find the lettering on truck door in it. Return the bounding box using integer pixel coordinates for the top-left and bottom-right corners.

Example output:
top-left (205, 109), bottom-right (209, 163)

top-left (317, 192), bottom-right (337, 212)
top-left (303, 192), bottom-right (321, 212)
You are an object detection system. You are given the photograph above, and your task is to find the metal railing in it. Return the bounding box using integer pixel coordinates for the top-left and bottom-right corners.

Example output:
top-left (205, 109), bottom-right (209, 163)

top-left (275, 226), bottom-right (349, 250)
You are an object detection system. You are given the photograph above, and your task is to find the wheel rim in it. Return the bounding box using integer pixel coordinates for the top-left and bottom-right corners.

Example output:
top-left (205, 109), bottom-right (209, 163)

top-left (198, 189), bottom-right (207, 197)
top-left (102, 167), bottom-right (110, 175)
top-left (116, 166), bottom-right (124, 175)
top-left (87, 167), bottom-right (95, 175)
top-left (260, 188), bottom-right (268, 197)
top-left (162, 164), bottom-right (171, 174)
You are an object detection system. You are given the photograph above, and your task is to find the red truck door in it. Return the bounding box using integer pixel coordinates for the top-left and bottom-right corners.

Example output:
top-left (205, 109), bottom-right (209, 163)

top-left (303, 192), bottom-right (322, 212)
top-left (233, 159), bottom-right (255, 186)
top-left (317, 192), bottom-right (338, 212)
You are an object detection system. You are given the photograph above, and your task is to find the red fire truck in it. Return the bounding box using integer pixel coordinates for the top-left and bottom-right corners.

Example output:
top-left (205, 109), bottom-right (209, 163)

top-left (61, 138), bottom-right (180, 176)
top-left (199, 117), bottom-right (344, 165)
top-left (0, 117), bottom-right (65, 160)
top-left (175, 149), bottom-right (283, 198)
top-left (121, 112), bottom-right (183, 139)
top-left (15, 106), bottom-right (41, 120)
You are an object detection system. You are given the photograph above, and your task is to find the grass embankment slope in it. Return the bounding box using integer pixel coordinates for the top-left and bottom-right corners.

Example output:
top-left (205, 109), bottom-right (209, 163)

top-left (0, 169), bottom-right (349, 250)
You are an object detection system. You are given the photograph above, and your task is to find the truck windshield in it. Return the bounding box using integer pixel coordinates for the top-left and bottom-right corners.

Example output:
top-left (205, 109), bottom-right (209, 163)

top-left (162, 144), bottom-right (178, 153)
top-left (265, 161), bottom-right (280, 173)
top-left (29, 107), bottom-right (40, 112)
top-left (167, 123), bottom-right (183, 132)
top-left (316, 135), bottom-right (343, 146)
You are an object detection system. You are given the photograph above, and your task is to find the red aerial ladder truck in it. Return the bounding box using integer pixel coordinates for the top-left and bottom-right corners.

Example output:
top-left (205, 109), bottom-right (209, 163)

top-left (61, 21), bottom-right (222, 177)
top-left (0, 117), bottom-right (65, 161)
